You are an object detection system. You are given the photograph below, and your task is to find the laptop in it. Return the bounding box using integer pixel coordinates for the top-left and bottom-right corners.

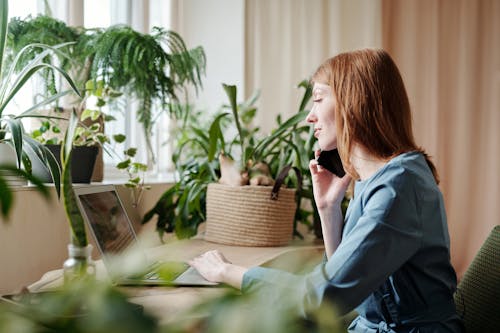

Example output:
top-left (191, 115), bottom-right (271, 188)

top-left (74, 184), bottom-right (216, 286)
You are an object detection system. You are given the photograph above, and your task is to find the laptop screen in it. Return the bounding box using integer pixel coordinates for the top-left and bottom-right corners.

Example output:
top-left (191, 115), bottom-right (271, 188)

top-left (78, 189), bottom-right (136, 255)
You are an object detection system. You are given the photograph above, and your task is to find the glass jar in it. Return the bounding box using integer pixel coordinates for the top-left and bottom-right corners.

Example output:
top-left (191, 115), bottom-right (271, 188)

top-left (63, 244), bottom-right (96, 284)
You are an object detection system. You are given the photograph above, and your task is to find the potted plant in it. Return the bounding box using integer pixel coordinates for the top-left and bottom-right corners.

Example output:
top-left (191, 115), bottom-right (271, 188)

top-left (143, 83), bottom-right (312, 240)
top-left (27, 79), bottom-right (120, 183)
top-left (28, 79), bottom-right (149, 207)
top-left (0, 0), bottom-right (81, 197)
top-left (6, 14), bottom-right (206, 165)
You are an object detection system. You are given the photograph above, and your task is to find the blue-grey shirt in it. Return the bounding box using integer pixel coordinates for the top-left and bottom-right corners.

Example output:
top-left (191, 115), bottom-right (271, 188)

top-left (241, 152), bottom-right (463, 332)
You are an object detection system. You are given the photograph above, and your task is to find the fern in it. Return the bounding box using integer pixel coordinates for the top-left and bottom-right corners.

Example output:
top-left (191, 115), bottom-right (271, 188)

top-left (6, 16), bottom-right (206, 163)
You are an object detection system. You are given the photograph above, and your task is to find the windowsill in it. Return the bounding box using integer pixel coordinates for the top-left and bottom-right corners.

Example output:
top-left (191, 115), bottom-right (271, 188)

top-left (102, 165), bottom-right (178, 185)
top-left (8, 171), bottom-right (177, 192)
top-left (101, 171), bottom-right (177, 185)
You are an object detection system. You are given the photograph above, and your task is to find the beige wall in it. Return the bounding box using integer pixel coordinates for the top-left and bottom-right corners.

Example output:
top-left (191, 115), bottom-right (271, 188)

top-left (173, 0), bottom-right (246, 112)
top-left (0, 183), bottom-right (170, 294)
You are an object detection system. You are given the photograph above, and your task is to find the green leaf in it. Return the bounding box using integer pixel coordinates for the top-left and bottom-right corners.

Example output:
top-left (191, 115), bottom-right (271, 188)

top-left (0, 0), bottom-right (8, 81)
top-left (32, 129), bottom-right (42, 138)
top-left (222, 84), bottom-right (237, 114)
top-left (241, 107), bottom-right (257, 124)
top-left (222, 83), bottom-right (244, 167)
top-left (23, 135), bottom-right (61, 197)
top-left (108, 90), bottom-right (123, 98)
top-left (46, 138), bottom-right (59, 144)
top-left (2, 118), bottom-right (23, 167)
top-left (95, 133), bottom-right (109, 144)
top-left (61, 110), bottom-right (87, 246)
top-left (207, 112), bottom-right (229, 161)
top-left (116, 159), bottom-right (131, 169)
top-left (18, 90), bottom-right (72, 116)
top-left (104, 114), bottom-right (116, 122)
top-left (129, 176), bottom-right (140, 184)
top-left (297, 80), bottom-right (313, 112)
top-left (131, 162), bottom-right (147, 172)
top-left (125, 147), bottom-right (137, 157)
top-left (252, 110), bottom-right (308, 160)
top-left (85, 79), bottom-right (95, 91)
top-left (113, 134), bottom-right (126, 143)
top-left (89, 123), bottom-right (100, 131)
top-left (80, 108), bottom-right (95, 121)
top-left (0, 176), bottom-right (13, 219)
top-left (1, 63), bottom-right (78, 114)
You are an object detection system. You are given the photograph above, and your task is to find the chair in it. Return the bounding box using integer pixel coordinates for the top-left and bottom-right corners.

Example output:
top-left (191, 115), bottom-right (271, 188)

top-left (454, 225), bottom-right (500, 332)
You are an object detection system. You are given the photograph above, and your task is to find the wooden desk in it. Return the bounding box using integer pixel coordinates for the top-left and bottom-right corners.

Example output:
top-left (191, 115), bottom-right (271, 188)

top-left (28, 238), bottom-right (324, 324)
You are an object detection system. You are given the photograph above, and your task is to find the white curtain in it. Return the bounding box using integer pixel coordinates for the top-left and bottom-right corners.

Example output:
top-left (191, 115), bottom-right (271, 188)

top-left (41, 0), bottom-right (173, 174)
top-left (244, 0), bottom-right (382, 133)
top-left (382, 0), bottom-right (500, 278)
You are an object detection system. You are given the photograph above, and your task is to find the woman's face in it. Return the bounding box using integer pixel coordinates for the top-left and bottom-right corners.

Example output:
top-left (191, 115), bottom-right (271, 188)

top-left (306, 82), bottom-right (337, 150)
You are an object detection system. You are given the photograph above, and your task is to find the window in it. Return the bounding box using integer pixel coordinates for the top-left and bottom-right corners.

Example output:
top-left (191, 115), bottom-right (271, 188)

top-left (4, 0), bottom-right (39, 117)
top-left (5, 0), bottom-right (175, 178)
top-left (84, 0), bottom-right (111, 28)
top-left (82, 0), bottom-right (174, 177)
top-left (5, 0), bottom-right (176, 178)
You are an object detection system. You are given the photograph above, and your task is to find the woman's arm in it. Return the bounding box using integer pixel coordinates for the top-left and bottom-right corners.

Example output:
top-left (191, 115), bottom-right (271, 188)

top-left (317, 203), bottom-right (345, 258)
top-left (309, 152), bottom-right (351, 258)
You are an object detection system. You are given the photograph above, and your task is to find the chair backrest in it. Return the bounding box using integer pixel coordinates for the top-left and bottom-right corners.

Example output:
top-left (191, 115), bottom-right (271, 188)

top-left (454, 225), bottom-right (500, 332)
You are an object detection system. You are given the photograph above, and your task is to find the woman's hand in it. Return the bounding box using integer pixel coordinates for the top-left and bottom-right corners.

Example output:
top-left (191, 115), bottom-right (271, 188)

top-left (309, 150), bottom-right (352, 210)
top-left (189, 250), bottom-right (248, 289)
top-left (188, 250), bottom-right (231, 282)
top-left (310, 150), bottom-right (352, 257)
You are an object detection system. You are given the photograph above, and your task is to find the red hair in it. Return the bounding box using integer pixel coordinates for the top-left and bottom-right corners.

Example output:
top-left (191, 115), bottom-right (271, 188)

top-left (312, 49), bottom-right (439, 183)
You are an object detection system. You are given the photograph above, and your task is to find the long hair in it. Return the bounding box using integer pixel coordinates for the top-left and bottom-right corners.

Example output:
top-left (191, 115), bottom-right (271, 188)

top-left (311, 48), bottom-right (439, 183)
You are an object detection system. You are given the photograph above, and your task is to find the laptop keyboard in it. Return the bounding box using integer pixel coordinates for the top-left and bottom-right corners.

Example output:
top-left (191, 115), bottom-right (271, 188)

top-left (144, 272), bottom-right (160, 280)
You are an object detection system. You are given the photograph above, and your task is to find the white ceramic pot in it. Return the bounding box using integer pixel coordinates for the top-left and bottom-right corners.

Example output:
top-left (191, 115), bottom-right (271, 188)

top-left (0, 142), bottom-right (28, 186)
top-left (0, 143), bottom-right (18, 166)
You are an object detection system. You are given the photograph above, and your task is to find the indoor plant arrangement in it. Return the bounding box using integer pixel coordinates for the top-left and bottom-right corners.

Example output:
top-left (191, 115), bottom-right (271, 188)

top-left (0, 0), bottom-right (81, 214)
top-left (28, 79), bottom-right (120, 184)
top-left (6, 14), bottom-right (206, 164)
top-left (29, 78), bottom-right (150, 204)
top-left (143, 83), bottom-right (313, 240)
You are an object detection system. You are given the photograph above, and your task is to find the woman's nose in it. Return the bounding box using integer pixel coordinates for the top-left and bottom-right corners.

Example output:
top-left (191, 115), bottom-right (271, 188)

top-left (306, 108), bottom-right (316, 123)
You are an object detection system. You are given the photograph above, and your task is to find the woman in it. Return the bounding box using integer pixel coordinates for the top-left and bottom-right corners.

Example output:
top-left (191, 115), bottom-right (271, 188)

top-left (190, 49), bottom-right (463, 332)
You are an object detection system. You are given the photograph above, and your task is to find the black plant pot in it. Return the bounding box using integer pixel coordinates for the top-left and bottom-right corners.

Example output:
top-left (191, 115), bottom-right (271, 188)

top-left (30, 144), bottom-right (99, 184)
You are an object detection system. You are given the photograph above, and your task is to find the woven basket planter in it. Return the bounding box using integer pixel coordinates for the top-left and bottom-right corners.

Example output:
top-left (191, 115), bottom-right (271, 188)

top-left (204, 183), bottom-right (297, 246)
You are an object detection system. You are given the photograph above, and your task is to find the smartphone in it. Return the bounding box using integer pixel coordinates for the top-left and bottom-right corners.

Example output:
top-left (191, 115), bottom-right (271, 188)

top-left (316, 149), bottom-right (346, 177)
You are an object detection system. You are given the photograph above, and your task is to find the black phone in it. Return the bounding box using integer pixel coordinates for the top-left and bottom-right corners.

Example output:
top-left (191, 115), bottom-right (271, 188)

top-left (316, 149), bottom-right (346, 177)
